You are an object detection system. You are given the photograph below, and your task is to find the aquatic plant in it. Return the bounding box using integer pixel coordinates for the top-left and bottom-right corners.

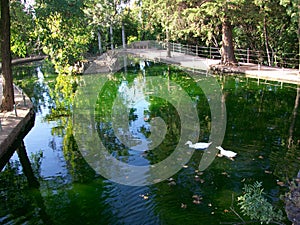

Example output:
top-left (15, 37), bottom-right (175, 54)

top-left (237, 182), bottom-right (284, 224)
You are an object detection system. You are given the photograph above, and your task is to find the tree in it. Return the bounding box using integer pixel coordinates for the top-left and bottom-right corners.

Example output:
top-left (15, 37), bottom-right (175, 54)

top-left (84, 0), bottom-right (130, 53)
top-left (220, 13), bottom-right (238, 65)
top-left (1, 0), bottom-right (15, 111)
top-left (141, 0), bottom-right (184, 57)
top-left (34, 0), bottom-right (91, 74)
top-left (234, 0), bottom-right (298, 67)
top-left (279, 0), bottom-right (299, 71)
top-left (141, 0), bottom-right (240, 64)
top-left (180, 0), bottom-right (241, 65)
top-left (10, 0), bottom-right (36, 57)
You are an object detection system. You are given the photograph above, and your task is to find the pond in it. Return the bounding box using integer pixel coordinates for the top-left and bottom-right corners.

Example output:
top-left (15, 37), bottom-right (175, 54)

top-left (0, 58), bottom-right (299, 224)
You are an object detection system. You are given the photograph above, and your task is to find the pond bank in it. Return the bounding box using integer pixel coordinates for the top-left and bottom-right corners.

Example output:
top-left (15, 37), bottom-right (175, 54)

top-left (0, 77), bottom-right (35, 170)
top-left (0, 57), bottom-right (40, 171)
top-left (85, 49), bottom-right (300, 85)
top-left (210, 63), bottom-right (300, 85)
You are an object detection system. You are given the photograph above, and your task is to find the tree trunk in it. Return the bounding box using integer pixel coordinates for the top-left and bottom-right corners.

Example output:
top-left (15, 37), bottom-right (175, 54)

top-left (122, 21), bottom-right (126, 49)
top-left (17, 141), bottom-right (40, 188)
top-left (220, 18), bottom-right (237, 66)
top-left (109, 24), bottom-right (114, 50)
top-left (1, 0), bottom-right (14, 112)
top-left (298, 2), bottom-right (300, 74)
top-left (263, 15), bottom-right (271, 66)
top-left (166, 29), bottom-right (171, 57)
top-left (288, 86), bottom-right (300, 148)
top-left (97, 28), bottom-right (102, 54)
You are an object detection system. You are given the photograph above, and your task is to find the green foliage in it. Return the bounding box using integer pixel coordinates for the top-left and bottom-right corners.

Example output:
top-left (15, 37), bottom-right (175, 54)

top-left (137, 0), bottom-right (298, 61)
top-left (237, 182), bottom-right (284, 224)
top-left (10, 0), bottom-right (36, 57)
top-left (34, 0), bottom-right (92, 74)
top-left (63, 120), bottom-right (96, 183)
top-left (29, 151), bottom-right (44, 177)
top-left (50, 73), bottom-right (78, 113)
top-left (127, 35), bottom-right (138, 44)
top-left (6, 0), bottom-right (298, 67)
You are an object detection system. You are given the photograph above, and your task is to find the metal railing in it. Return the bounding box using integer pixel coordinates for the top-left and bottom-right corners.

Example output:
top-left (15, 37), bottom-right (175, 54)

top-left (126, 41), bottom-right (299, 69)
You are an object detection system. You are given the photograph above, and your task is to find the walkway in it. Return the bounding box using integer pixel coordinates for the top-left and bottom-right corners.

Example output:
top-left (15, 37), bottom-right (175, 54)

top-left (125, 49), bottom-right (300, 85)
top-left (0, 56), bottom-right (44, 170)
top-left (126, 49), bottom-right (217, 71)
top-left (0, 74), bottom-right (35, 171)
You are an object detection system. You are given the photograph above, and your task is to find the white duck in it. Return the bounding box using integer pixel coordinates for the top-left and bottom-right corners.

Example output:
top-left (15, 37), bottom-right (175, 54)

top-left (185, 141), bottom-right (212, 150)
top-left (216, 146), bottom-right (237, 158)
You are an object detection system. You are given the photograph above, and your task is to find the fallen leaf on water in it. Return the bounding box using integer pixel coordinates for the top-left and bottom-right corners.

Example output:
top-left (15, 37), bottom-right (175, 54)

top-left (192, 195), bottom-right (203, 201)
top-left (277, 180), bottom-right (285, 187)
top-left (181, 203), bottom-right (187, 209)
top-left (168, 181), bottom-right (176, 186)
top-left (193, 199), bottom-right (201, 204)
top-left (139, 194), bottom-right (149, 200)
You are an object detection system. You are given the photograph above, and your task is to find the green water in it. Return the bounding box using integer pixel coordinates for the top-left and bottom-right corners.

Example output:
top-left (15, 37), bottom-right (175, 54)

top-left (0, 60), bottom-right (299, 224)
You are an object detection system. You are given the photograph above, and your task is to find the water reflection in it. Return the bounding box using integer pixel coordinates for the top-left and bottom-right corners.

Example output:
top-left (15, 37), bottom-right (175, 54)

top-left (0, 61), bottom-right (299, 224)
top-left (114, 73), bottom-right (152, 152)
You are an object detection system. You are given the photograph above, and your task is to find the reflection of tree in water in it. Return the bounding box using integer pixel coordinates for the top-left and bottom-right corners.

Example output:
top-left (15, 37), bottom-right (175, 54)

top-left (95, 74), bottom-right (132, 159)
top-left (94, 64), bottom-right (211, 164)
top-left (13, 63), bottom-right (55, 114)
top-left (0, 151), bottom-right (52, 224)
top-left (63, 120), bottom-right (96, 183)
top-left (144, 96), bottom-right (180, 163)
top-left (271, 86), bottom-right (300, 182)
top-left (222, 76), bottom-right (298, 149)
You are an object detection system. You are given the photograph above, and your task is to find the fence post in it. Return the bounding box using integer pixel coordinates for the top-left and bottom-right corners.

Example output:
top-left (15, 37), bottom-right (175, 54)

top-left (209, 46), bottom-right (212, 59)
top-left (274, 54), bottom-right (277, 67)
top-left (196, 45), bottom-right (198, 56)
top-left (247, 48), bottom-right (250, 63)
top-left (14, 104), bottom-right (18, 117)
top-left (271, 51), bottom-right (274, 66)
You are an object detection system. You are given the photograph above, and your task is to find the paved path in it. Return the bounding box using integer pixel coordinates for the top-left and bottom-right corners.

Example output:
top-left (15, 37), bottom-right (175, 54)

top-left (126, 49), bottom-right (219, 71)
top-left (85, 49), bottom-right (300, 85)
top-left (0, 72), bottom-right (36, 171)
top-left (91, 49), bottom-right (299, 85)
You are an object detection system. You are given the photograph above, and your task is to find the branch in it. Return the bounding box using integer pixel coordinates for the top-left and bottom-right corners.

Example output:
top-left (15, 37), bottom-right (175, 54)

top-left (230, 193), bottom-right (245, 224)
top-left (198, 0), bottom-right (215, 7)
